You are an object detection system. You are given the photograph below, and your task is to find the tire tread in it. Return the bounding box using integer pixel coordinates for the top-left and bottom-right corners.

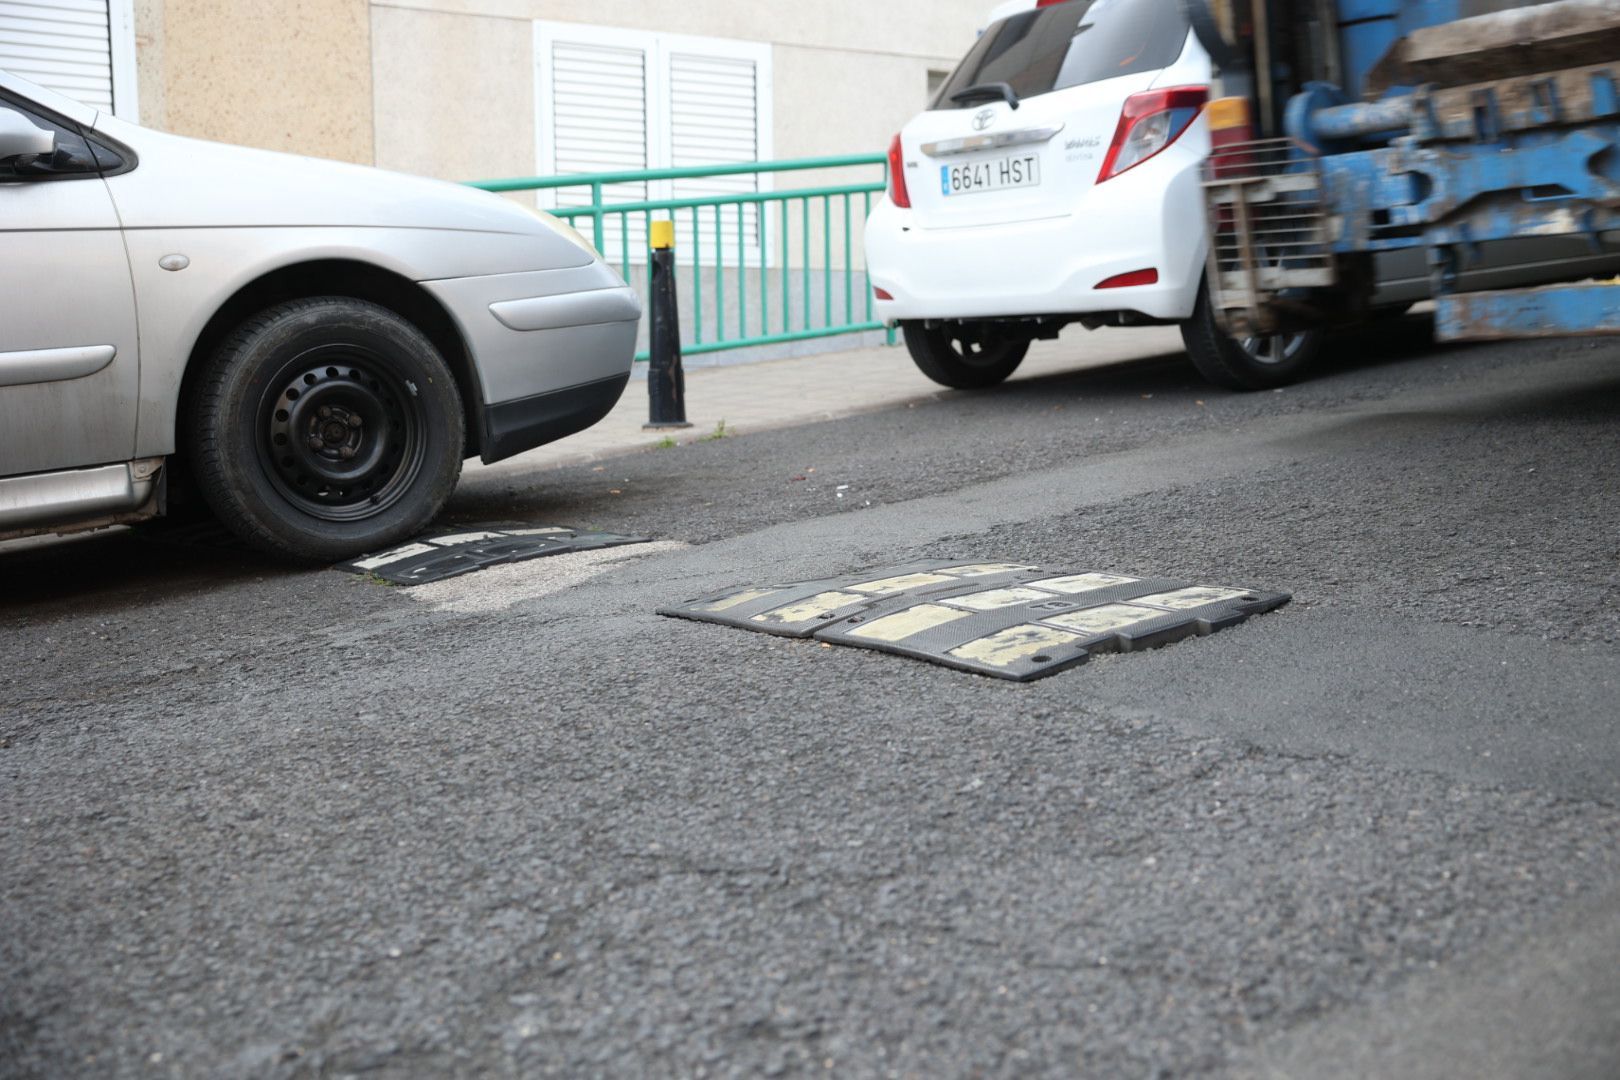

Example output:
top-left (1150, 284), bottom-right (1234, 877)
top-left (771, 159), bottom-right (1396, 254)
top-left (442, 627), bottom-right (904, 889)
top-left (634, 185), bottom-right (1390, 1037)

top-left (187, 297), bottom-right (464, 562)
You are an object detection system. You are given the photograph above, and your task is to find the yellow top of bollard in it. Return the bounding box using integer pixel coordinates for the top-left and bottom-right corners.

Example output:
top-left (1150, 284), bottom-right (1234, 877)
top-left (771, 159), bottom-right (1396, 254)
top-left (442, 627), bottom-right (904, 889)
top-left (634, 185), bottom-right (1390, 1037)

top-left (650, 220), bottom-right (676, 250)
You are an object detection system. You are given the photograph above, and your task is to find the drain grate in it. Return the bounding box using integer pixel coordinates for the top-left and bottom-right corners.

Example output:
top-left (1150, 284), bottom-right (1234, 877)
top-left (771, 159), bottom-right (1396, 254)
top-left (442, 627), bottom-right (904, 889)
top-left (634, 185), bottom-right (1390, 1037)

top-left (336, 525), bottom-right (650, 585)
top-left (660, 561), bottom-right (1289, 681)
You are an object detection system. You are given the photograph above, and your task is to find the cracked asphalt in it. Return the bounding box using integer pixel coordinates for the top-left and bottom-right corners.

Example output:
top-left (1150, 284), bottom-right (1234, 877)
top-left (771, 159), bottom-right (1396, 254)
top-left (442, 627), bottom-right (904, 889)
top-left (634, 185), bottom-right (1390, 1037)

top-left (4, 314), bottom-right (1619, 1078)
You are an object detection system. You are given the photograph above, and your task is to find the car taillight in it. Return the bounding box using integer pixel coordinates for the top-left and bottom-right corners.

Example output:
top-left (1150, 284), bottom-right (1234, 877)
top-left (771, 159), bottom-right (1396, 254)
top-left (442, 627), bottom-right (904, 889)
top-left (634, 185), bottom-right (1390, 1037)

top-left (887, 134), bottom-right (911, 209)
top-left (1036, 0), bottom-right (1070, 6)
top-left (1096, 85), bottom-right (1208, 184)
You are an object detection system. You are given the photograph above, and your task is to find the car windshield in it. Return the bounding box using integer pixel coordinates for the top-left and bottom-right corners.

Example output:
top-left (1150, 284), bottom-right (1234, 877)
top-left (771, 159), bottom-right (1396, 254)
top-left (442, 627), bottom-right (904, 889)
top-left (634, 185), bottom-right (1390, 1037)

top-left (934, 0), bottom-right (1189, 108)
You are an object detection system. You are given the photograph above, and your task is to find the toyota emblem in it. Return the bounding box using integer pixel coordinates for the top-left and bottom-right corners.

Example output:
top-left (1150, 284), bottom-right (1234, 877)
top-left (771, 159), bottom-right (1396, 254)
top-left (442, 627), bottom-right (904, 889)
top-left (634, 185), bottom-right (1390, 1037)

top-left (972, 108), bottom-right (996, 131)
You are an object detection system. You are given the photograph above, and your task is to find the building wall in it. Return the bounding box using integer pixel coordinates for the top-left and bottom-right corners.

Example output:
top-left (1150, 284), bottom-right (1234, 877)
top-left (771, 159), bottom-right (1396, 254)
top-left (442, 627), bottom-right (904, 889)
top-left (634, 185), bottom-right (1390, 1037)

top-left (133, 0), bottom-right (375, 164)
top-left (119, 0), bottom-right (990, 279)
top-left (371, 6), bottom-right (535, 181)
top-left (365, 0), bottom-right (990, 270)
top-left (131, 0), bottom-right (989, 174)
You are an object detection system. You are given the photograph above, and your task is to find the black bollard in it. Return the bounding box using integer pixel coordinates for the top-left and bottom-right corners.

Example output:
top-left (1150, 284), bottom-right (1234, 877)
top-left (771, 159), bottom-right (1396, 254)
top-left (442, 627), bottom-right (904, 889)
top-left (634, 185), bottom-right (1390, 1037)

top-left (645, 220), bottom-right (693, 430)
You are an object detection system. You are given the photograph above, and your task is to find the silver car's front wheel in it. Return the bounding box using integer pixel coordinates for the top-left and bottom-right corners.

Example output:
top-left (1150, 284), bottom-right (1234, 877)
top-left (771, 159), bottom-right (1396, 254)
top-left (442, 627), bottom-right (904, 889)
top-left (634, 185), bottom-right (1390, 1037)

top-left (189, 297), bottom-right (465, 562)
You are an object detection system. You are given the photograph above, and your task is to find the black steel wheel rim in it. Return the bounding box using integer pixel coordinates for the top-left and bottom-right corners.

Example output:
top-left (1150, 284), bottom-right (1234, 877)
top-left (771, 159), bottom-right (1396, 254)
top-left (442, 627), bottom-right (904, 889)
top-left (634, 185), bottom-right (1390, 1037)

top-left (256, 345), bottom-right (428, 522)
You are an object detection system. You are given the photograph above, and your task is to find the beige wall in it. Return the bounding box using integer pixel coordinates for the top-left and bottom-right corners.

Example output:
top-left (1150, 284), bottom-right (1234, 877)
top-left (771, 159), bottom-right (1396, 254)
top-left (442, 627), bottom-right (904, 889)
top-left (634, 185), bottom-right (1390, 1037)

top-left (365, 1), bottom-right (983, 184)
top-left (372, 0), bottom-right (988, 62)
top-left (370, 6), bottom-right (535, 183)
top-left (136, 0), bottom-right (374, 164)
top-left (131, 0), bottom-right (992, 249)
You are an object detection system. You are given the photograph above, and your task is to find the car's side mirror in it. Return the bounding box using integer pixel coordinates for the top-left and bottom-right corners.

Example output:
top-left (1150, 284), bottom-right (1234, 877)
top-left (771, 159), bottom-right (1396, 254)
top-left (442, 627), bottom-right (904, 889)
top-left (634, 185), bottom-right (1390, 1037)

top-left (0, 106), bottom-right (57, 165)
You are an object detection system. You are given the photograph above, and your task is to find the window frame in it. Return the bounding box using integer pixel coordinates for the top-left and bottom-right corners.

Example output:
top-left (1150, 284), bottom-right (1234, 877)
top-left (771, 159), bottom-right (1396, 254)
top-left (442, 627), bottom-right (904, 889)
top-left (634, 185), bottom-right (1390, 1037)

top-left (0, 0), bottom-right (141, 121)
top-left (109, 0), bottom-right (140, 122)
top-left (532, 20), bottom-right (774, 266)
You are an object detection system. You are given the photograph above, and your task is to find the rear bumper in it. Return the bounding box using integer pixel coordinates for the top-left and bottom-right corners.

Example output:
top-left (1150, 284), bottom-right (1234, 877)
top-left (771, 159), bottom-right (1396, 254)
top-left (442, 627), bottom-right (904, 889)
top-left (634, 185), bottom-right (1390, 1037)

top-left (864, 143), bottom-right (1208, 323)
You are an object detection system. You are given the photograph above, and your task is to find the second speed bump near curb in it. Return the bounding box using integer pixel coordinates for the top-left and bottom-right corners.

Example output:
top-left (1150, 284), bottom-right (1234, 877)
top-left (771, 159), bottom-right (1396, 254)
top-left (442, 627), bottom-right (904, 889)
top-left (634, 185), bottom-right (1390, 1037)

top-left (660, 561), bottom-right (1290, 681)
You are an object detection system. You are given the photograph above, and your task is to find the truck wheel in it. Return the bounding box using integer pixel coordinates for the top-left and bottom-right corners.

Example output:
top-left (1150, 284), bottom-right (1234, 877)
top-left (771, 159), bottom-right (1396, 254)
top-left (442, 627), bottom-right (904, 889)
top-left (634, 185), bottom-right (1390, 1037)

top-left (903, 321), bottom-right (1029, 389)
top-left (1180, 281), bottom-right (1323, 391)
top-left (188, 297), bottom-right (465, 562)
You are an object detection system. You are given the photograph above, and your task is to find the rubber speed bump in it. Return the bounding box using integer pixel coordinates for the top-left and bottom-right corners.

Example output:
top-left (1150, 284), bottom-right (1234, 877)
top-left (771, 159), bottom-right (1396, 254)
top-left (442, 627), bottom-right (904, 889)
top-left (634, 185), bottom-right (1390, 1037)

top-left (658, 560), bottom-right (1051, 638)
top-left (660, 561), bottom-right (1289, 681)
top-left (337, 525), bottom-right (649, 585)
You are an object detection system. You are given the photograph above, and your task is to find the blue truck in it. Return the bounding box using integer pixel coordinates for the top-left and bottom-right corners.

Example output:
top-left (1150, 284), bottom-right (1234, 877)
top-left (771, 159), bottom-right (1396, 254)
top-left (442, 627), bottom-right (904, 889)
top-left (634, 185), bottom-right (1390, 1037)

top-left (1191, 0), bottom-right (1620, 372)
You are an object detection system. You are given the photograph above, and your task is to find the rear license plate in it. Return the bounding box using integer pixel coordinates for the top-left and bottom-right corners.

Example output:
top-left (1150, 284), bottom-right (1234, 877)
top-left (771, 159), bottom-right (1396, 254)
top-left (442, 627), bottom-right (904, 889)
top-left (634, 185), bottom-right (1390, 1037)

top-left (941, 154), bottom-right (1041, 197)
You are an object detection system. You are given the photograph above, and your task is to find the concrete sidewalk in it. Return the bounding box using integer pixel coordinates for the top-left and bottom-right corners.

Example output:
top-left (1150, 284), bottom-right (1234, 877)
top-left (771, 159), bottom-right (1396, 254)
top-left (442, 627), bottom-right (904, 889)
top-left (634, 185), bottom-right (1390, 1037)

top-left (467, 324), bottom-right (1187, 481)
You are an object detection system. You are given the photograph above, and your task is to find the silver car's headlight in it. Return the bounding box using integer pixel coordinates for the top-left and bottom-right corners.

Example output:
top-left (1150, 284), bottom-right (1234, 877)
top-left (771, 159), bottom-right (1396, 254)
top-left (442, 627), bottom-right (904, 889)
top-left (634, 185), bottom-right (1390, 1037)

top-left (519, 203), bottom-right (604, 262)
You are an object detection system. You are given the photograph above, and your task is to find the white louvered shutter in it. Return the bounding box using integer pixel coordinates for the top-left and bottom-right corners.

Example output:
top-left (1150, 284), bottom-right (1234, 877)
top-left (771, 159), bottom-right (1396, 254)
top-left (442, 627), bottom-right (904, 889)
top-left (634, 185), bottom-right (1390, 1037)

top-left (535, 24), bottom-right (771, 266)
top-left (0, 0), bottom-right (114, 112)
top-left (668, 50), bottom-right (761, 262)
top-left (546, 38), bottom-right (651, 259)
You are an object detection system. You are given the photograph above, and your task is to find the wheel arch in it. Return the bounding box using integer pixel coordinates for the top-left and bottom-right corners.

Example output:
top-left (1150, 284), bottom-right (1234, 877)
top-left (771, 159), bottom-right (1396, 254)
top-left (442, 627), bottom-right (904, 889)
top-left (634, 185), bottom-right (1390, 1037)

top-left (175, 260), bottom-right (483, 470)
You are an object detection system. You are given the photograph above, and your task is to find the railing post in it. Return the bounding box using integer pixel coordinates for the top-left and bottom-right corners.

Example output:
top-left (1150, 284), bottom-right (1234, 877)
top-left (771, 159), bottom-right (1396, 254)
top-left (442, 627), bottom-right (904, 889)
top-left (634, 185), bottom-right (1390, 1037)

top-left (644, 220), bottom-right (692, 430)
top-left (592, 181), bottom-right (606, 255)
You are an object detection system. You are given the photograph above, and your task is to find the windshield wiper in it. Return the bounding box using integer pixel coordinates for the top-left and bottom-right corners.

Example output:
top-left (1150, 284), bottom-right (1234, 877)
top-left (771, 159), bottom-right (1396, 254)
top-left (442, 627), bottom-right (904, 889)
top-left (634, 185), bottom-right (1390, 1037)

top-left (949, 82), bottom-right (1020, 110)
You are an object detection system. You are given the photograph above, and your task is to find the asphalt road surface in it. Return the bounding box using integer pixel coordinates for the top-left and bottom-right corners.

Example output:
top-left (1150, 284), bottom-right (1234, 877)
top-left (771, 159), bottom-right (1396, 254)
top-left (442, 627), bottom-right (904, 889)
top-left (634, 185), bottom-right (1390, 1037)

top-left (5, 315), bottom-right (1619, 1078)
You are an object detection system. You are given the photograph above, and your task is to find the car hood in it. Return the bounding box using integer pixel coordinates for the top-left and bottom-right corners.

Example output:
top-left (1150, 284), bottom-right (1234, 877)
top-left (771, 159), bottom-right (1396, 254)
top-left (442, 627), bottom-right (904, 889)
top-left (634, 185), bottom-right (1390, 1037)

top-left (92, 113), bottom-right (585, 250)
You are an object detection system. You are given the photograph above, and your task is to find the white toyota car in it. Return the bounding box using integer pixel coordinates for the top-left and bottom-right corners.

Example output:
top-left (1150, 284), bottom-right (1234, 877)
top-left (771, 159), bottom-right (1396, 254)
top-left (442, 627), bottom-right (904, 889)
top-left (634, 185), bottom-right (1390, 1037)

top-left (865, 0), bottom-right (1270, 389)
top-left (0, 69), bottom-right (639, 561)
top-left (867, 0), bottom-right (1620, 392)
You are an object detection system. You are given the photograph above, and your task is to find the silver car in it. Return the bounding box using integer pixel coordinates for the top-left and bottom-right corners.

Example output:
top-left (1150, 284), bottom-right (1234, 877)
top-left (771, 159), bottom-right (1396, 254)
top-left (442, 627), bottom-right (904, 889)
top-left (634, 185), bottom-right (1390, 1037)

top-left (0, 70), bottom-right (640, 561)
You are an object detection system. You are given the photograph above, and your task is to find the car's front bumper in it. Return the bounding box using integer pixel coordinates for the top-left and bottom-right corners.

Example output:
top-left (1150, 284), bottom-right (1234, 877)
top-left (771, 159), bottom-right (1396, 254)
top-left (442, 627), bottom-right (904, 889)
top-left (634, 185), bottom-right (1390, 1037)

top-left (423, 261), bottom-right (641, 464)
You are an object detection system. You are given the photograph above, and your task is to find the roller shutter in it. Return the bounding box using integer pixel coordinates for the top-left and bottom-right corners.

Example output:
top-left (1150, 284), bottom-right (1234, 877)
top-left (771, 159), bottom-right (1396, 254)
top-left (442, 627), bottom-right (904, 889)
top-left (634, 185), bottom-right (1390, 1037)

top-left (0, 0), bottom-right (135, 117)
top-left (535, 23), bottom-right (772, 264)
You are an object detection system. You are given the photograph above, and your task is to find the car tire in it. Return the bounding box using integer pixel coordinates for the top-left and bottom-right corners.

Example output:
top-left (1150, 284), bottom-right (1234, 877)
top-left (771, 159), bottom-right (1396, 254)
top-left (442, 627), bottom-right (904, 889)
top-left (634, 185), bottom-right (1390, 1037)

top-left (1180, 281), bottom-right (1324, 391)
top-left (188, 297), bottom-right (465, 562)
top-left (902, 321), bottom-right (1029, 389)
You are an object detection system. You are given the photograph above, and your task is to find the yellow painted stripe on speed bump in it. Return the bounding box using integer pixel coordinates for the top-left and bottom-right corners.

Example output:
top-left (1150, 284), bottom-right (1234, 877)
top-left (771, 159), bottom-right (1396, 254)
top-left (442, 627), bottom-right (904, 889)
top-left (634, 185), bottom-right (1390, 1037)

top-left (942, 562), bottom-right (1037, 577)
top-left (1132, 586), bottom-right (1251, 610)
top-left (948, 624), bottom-right (1082, 667)
top-left (752, 590), bottom-right (869, 624)
top-left (702, 587), bottom-right (784, 613)
top-left (659, 559), bottom-right (1291, 681)
top-left (352, 543), bottom-right (436, 571)
top-left (846, 572), bottom-right (957, 595)
top-left (1027, 572), bottom-right (1139, 594)
top-left (940, 586), bottom-right (1058, 611)
top-left (1040, 603), bottom-right (1163, 635)
top-left (848, 603), bottom-right (974, 643)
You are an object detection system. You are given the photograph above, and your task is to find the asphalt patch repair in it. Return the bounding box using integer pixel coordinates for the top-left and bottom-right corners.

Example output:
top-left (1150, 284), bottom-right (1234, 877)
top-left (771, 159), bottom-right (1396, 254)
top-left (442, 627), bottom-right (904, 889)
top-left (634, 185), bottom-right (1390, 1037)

top-left (335, 525), bottom-right (650, 585)
top-left (660, 560), bottom-right (1290, 682)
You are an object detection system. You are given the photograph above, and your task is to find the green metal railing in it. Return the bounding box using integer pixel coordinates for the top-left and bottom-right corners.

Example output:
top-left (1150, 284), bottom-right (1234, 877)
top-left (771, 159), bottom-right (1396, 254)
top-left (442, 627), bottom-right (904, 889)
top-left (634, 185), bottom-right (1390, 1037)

top-left (469, 155), bottom-right (891, 360)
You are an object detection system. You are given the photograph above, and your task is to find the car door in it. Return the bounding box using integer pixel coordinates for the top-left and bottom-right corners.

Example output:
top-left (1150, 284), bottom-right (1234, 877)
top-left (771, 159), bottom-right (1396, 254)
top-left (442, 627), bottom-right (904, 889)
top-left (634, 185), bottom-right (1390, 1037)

top-left (0, 90), bottom-right (139, 477)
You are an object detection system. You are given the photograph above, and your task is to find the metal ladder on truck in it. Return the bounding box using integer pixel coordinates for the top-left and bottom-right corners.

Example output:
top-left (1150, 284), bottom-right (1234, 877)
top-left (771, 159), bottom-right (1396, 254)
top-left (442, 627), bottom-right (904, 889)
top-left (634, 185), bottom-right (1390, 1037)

top-left (1189, 0), bottom-right (1620, 343)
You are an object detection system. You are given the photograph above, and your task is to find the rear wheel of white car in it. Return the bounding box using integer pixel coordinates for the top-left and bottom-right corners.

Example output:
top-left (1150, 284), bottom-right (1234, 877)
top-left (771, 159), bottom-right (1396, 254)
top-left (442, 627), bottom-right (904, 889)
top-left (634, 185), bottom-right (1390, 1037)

top-left (1180, 281), bottom-right (1324, 391)
top-left (189, 297), bottom-right (465, 562)
top-left (902, 321), bottom-right (1030, 389)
